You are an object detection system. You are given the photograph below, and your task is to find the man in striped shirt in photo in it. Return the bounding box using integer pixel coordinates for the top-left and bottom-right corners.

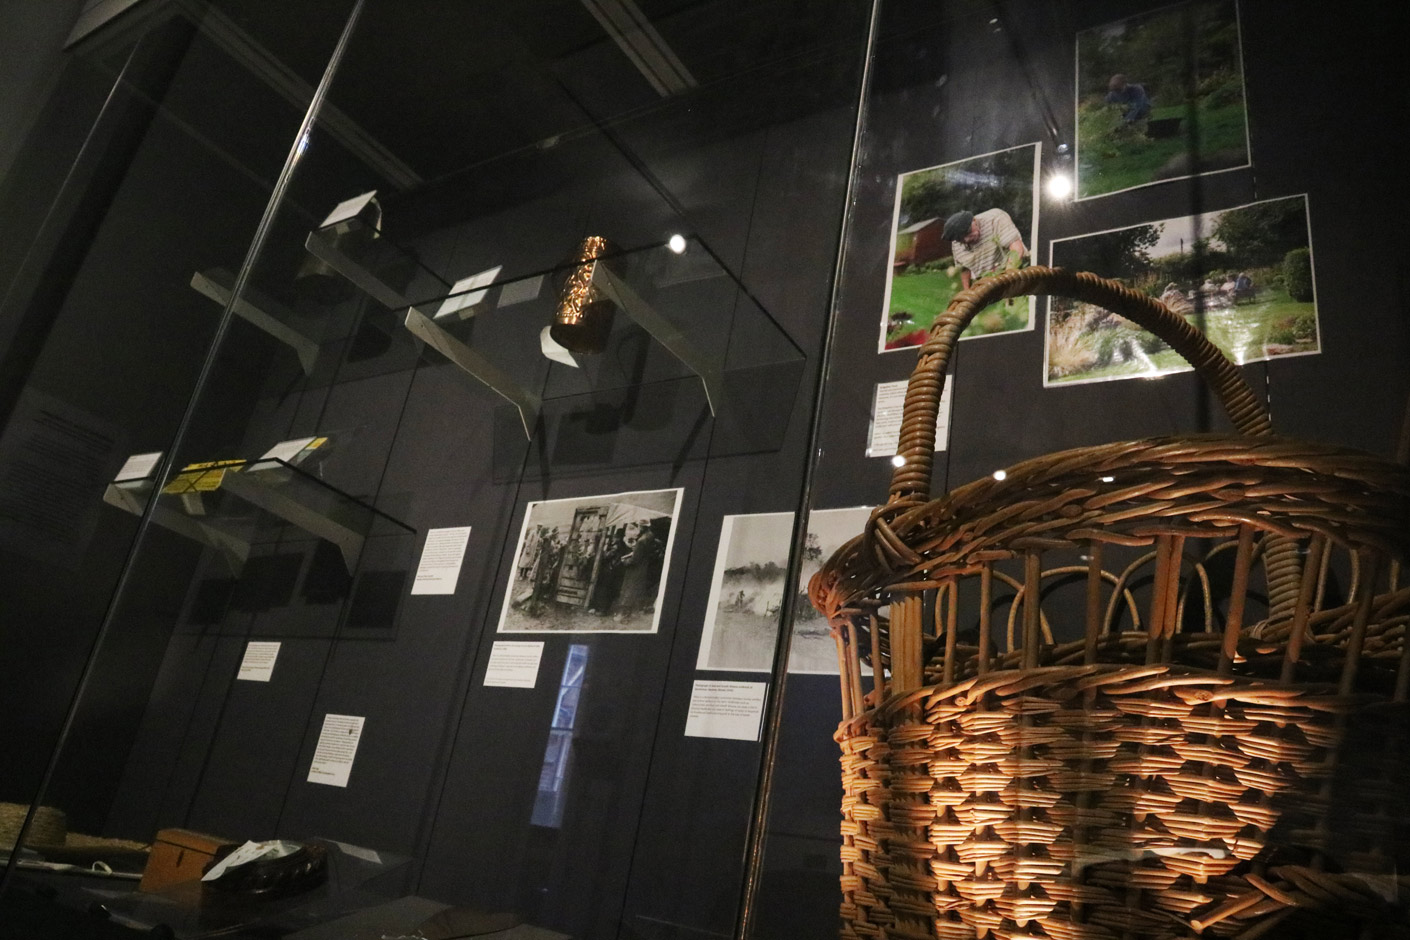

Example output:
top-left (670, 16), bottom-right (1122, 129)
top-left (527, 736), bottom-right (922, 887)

top-left (942, 208), bottom-right (1028, 291)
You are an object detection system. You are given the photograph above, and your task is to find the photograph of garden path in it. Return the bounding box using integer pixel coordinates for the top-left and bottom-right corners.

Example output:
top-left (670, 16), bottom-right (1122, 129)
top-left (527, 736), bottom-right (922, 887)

top-left (880, 144), bottom-right (1039, 352)
top-left (695, 507), bottom-right (873, 674)
top-left (1076, 0), bottom-right (1250, 200)
top-left (1045, 195), bottom-right (1319, 387)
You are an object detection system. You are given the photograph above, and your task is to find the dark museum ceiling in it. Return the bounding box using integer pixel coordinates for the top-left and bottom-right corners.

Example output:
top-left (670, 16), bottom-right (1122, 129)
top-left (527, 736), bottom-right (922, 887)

top-left (69, 0), bottom-right (1009, 233)
top-left (80, 0), bottom-right (875, 196)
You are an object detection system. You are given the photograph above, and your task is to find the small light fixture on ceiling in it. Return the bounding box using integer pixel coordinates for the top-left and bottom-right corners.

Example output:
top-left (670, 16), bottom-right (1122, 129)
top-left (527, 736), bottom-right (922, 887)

top-left (667, 234), bottom-right (687, 254)
top-left (1047, 173), bottom-right (1073, 200)
top-left (992, 469), bottom-right (1007, 481)
top-left (1100, 475), bottom-right (1115, 483)
top-left (891, 455), bottom-right (907, 467)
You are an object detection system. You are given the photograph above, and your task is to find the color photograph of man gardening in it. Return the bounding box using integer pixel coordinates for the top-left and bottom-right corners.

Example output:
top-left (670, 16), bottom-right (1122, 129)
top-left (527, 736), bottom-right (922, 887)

top-left (1076, 0), bottom-right (1250, 200)
top-left (1045, 194), bottom-right (1319, 386)
top-left (880, 143), bottom-right (1039, 352)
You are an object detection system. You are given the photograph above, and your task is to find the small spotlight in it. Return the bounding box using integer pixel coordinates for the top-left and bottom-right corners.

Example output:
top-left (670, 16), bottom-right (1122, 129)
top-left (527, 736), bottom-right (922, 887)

top-left (1100, 475), bottom-right (1115, 483)
top-left (992, 469), bottom-right (1007, 481)
top-left (891, 455), bottom-right (907, 468)
top-left (1047, 173), bottom-right (1073, 199)
top-left (667, 234), bottom-right (687, 254)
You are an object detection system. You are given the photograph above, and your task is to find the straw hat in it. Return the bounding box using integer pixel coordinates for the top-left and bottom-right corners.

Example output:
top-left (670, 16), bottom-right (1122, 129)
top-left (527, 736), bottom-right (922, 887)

top-left (1, 802), bottom-right (66, 850)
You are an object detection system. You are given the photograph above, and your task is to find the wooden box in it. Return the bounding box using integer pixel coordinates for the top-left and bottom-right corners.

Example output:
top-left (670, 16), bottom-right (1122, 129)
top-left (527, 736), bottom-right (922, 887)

top-left (138, 828), bottom-right (235, 893)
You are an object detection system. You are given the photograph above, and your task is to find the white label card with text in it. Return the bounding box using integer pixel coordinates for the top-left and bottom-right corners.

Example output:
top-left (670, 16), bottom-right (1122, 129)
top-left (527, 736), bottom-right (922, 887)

top-left (307, 714), bottom-right (365, 788)
top-left (483, 641), bottom-right (545, 688)
top-left (411, 526), bottom-right (472, 595)
top-left (684, 680), bottom-right (768, 742)
top-left (435, 266), bottom-right (502, 318)
top-left (260, 437), bottom-right (316, 463)
top-left (866, 378), bottom-right (952, 458)
top-left (237, 641), bottom-right (281, 682)
top-left (320, 191), bottom-right (377, 228)
top-left (115, 451), bottom-right (162, 483)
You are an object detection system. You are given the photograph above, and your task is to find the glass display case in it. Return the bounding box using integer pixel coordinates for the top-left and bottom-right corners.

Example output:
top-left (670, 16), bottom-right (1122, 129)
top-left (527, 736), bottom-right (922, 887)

top-left (2, 2), bottom-right (1407, 940)
top-left (0, 1), bottom-right (869, 938)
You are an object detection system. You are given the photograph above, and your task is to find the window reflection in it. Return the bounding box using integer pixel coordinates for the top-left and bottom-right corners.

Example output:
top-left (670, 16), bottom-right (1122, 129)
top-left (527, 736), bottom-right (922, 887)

top-left (531, 644), bottom-right (589, 828)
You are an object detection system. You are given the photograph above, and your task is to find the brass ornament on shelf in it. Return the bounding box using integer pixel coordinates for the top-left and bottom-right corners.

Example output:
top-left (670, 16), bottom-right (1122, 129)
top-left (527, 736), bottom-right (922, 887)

top-left (550, 236), bottom-right (618, 355)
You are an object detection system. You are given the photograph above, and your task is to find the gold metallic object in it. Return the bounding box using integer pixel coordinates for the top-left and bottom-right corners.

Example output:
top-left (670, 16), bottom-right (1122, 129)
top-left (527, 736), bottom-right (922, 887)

top-left (550, 236), bottom-right (618, 354)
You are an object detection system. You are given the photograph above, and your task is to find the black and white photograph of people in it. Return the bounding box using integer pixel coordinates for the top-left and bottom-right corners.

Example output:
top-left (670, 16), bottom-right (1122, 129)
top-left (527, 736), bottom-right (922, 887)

top-left (499, 489), bottom-right (682, 633)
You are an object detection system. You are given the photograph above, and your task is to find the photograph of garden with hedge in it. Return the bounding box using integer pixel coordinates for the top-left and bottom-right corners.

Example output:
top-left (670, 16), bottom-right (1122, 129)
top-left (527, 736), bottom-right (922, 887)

top-left (1076, 0), bottom-right (1249, 199)
top-left (880, 143), bottom-right (1039, 352)
top-left (1045, 195), bottom-right (1319, 386)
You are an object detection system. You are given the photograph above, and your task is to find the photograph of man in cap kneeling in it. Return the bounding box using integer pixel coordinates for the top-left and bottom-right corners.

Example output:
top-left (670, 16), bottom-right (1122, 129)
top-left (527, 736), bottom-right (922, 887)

top-left (881, 144), bottom-right (1039, 350)
top-left (943, 208), bottom-right (1028, 292)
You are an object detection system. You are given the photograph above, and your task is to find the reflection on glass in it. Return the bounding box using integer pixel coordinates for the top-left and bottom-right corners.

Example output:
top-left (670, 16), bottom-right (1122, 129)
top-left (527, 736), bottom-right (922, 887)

top-left (531, 644), bottom-right (590, 828)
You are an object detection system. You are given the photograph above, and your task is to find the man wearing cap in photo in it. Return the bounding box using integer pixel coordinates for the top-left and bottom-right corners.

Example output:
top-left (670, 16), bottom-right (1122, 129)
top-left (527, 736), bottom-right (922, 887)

top-left (943, 208), bottom-right (1028, 291)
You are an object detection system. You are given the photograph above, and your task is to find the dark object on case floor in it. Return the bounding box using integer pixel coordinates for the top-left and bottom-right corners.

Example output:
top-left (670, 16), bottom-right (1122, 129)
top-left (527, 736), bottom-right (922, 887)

top-left (201, 842), bottom-right (327, 900)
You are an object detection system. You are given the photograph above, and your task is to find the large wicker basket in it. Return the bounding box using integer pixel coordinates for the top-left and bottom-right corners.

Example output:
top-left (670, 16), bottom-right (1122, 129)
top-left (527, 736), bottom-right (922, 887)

top-left (810, 268), bottom-right (1410, 940)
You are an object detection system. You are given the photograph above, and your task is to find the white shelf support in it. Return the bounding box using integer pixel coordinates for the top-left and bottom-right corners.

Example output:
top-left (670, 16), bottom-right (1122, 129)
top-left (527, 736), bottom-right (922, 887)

top-left (219, 465), bottom-right (368, 573)
top-left (303, 227), bottom-right (410, 310)
top-left (190, 270), bottom-right (320, 374)
top-left (103, 484), bottom-right (250, 573)
top-left (592, 263), bottom-right (723, 416)
top-left (403, 306), bottom-right (541, 439)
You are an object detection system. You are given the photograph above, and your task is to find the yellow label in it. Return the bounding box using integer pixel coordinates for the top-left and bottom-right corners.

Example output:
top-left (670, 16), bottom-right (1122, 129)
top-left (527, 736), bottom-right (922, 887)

top-left (162, 459), bottom-right (245, 495)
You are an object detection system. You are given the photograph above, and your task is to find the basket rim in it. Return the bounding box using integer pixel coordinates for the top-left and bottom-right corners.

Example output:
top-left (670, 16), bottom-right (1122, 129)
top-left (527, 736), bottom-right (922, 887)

top-left (813, 432), bottom-right (1410, 626)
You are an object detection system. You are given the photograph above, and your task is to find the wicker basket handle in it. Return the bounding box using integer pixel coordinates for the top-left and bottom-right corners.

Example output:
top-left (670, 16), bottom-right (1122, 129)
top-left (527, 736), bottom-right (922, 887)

top-left (883, 267), bottom-right (1273, 509)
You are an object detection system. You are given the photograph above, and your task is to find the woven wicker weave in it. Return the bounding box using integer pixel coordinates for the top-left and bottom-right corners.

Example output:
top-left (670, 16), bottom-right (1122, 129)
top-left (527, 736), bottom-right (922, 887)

top-left (811, 268), bottom-right (1410, 940)
top-left (1, 802), bottom-right (66, 850)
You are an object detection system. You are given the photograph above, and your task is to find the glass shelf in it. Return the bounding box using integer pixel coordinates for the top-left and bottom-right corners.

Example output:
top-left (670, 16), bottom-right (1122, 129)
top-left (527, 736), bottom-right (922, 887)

top-left (302, 216), bottom-right (451, 311)
top-left (400, 237), bottom-right (805, 440)
top-left (104, 457), bottom-right (413, 574)
top-left (103, 479), bottom-right (252, 573)
top-left (189, 269), bottom-right (323, 375)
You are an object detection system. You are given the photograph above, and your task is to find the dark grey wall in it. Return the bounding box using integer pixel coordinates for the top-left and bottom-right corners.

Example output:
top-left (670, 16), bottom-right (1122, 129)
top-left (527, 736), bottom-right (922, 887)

top-left (0, 0), bottom-right (88, 182)
top-left (0, 7), bottom-right (347, 823)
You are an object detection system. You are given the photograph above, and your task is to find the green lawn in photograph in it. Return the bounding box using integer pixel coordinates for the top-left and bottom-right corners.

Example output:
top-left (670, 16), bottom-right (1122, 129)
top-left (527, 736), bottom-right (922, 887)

top-left (1049, 288), bottom-right (1317, 383)
top-left (1077, 95), bottom-right (1249, 198)
top-left (885, 269), bottom-right (1030, 346)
